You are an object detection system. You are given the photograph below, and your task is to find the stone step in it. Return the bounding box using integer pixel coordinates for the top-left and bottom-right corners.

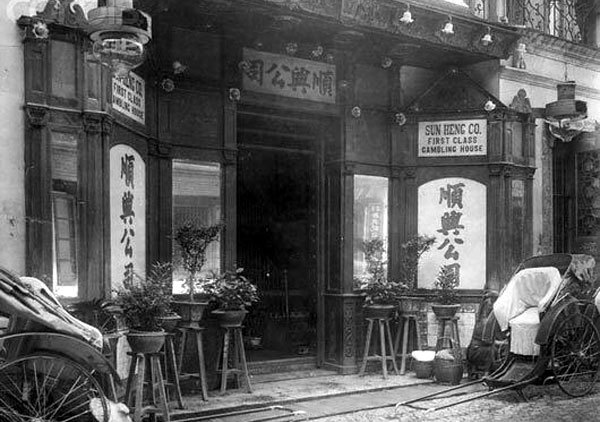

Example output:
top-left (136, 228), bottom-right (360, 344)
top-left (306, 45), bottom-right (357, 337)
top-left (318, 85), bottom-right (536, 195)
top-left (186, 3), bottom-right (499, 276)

top-left (248, 356), bottom-right (318, 375)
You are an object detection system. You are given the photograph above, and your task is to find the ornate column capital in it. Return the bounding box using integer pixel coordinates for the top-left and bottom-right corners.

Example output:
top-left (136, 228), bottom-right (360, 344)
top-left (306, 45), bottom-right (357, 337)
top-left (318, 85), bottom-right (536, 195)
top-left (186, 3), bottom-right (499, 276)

top-left (25, 104), bottom-right (49, 127)
top-left (83, 113), bottom-right (103, 134)
top-left (403, 166), bottom-right (417, 180)
top-left (222, 149), bottom-right (238, 166)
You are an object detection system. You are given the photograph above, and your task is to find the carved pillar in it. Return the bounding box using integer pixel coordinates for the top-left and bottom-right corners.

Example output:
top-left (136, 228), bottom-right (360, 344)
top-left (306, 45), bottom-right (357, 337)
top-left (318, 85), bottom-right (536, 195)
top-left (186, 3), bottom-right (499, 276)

top-left (83, 112), bottom-right (113, 299)
top-left (24, 105), bottom-right (52, 279)
top-left (223, 90), bottom-right (238, 270)
top-left (525, 167), bottom-right (536, 257)
top-left (487, 164), bottom-right (506, 291)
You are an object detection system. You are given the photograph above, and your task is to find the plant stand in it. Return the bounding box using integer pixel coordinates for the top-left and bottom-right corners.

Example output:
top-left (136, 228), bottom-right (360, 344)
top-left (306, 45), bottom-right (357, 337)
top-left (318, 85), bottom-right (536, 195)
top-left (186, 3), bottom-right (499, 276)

top-left (177, 324), bottom-right (209, 401)
top-left (163, 332), bottom-right (185, 409)
top-left (216, 324), bottom-right (252, 393)
top-left (125, 352), bottom-right (170, 422)
top-left (436, 316), bottom-right (461, 352)
top-left (394, 311), bottom-right (425, 375)
top-left (359, 315), bottom-right (399, 379)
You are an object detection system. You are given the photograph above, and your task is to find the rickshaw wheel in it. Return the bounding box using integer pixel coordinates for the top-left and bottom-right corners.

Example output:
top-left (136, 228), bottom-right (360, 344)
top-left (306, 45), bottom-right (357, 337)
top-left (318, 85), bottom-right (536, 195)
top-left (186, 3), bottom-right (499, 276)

top-left (550, 312), bottom-right (600, 397)
top-left (0, 353), bottom-right (110, 422)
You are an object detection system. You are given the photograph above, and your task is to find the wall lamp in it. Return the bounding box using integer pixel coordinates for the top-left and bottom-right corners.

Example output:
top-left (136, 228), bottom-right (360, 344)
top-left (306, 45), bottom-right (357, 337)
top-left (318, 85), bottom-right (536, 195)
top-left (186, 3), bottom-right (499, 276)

top-left (481, 27), bottom-right (493, 46)
top-left (441, 16), bottom-right (454, 35)
top-left (399, 4), bottom-right (414, 24)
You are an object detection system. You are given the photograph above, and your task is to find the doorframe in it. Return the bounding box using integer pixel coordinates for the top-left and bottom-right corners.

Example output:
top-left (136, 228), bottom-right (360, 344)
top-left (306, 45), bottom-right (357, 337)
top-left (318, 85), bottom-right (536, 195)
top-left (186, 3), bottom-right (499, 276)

top-left (235, 107), bottom-right (330, 366)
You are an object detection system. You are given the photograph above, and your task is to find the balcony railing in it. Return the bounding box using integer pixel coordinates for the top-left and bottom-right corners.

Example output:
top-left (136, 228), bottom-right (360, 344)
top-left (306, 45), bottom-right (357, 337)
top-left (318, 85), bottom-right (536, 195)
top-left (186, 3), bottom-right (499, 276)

top-left (506, 0), bottom-right (594, 43)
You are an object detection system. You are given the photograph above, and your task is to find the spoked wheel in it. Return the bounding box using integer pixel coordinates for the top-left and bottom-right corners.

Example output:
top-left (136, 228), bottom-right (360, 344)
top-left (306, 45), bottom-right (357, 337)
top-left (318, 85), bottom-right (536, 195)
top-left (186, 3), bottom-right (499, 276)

top-left (551, 312), bottom-right (600, 397)
top-left (0, 353), bottom-right (109, 422)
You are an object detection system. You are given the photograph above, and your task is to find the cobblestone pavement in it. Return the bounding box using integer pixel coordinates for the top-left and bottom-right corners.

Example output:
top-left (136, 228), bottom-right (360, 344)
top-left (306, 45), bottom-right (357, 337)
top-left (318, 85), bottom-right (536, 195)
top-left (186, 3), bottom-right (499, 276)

top-left (316, 384), bottom-right (600, 421)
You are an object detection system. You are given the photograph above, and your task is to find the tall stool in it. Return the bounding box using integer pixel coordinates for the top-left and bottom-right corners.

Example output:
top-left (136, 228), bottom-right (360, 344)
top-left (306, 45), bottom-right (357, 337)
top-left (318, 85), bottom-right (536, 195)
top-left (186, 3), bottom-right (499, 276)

top-left (216, 324), bottom-right (252, 393)
top-left (125, 352), bottom-right (170, 422)
top-left (163, 332), bottom-right (185, 409)
top-left (359, 316), bottom-right (399, 379)
top-left (177, 324), bottom-right (209, 401)
top-left (436, 316), bottom-right (461, 350)
top-left (393, 312), bottom-right (424, 375)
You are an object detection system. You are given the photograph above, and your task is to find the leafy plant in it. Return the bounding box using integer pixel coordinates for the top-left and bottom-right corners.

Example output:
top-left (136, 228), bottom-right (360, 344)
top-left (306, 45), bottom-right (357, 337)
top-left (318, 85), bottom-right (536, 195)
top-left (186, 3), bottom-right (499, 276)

top-left (359, 238), bottom-right (408, 306)
top-left (113, 262), bottom-right (173, 331)
top-left (434, 264), bottom-right (459, 305)
top-left (398, 235), bottom-right (436, 291)
top-left (205, 268), bottom-right (259, 310)
top-left (174, 222), bottom-right (222, 302)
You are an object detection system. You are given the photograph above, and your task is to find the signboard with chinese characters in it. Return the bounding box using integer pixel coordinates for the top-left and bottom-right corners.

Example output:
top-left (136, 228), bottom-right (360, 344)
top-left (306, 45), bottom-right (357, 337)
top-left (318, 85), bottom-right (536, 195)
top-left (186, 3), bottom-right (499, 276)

top-left (112, 72), bottom-right (145, 125)
top-left (417, 178), bottom-right (486, 290)
top-left (110, 145), bottom-right (146, 290)
top-left (241, 48), bottom-right (336, 103)
top-left (418, 119), bottom-right (487, 157)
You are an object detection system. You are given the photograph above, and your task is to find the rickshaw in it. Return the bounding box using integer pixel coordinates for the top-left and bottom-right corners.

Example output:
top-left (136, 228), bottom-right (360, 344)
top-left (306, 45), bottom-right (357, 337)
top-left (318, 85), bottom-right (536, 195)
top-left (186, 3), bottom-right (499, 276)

top-left (395, 253), bottom-right (600, 415)
top-left (0, 267), bottom-right (126, 422)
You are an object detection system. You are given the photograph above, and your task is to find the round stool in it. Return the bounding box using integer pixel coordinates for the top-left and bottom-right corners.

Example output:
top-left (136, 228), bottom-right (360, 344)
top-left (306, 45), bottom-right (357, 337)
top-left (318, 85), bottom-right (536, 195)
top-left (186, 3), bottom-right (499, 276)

top-left (359, 316), bottom-right (399, 379)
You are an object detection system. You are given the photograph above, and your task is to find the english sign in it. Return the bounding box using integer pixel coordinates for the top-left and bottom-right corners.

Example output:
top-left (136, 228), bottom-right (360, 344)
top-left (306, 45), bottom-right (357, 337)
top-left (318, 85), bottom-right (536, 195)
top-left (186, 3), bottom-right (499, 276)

top-left (418, 119), bottom-right (487, 157)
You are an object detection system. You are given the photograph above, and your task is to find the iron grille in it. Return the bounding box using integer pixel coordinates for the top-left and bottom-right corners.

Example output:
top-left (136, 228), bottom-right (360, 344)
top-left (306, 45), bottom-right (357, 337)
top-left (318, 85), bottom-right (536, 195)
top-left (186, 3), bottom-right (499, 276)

top-left (506, 0), bottom-right (595, 44)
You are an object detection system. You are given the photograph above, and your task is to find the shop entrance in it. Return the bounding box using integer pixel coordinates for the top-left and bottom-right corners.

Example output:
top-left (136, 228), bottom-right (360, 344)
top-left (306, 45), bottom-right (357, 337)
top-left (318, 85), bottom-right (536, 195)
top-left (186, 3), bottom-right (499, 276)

top-left (237, 110), bottom-right (320, 362)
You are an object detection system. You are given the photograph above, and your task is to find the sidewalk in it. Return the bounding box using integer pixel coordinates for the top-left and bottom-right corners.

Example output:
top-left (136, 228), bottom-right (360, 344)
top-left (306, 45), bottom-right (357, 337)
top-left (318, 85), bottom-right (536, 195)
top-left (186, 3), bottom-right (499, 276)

top-left (171, 367), bottom-right (435, 420)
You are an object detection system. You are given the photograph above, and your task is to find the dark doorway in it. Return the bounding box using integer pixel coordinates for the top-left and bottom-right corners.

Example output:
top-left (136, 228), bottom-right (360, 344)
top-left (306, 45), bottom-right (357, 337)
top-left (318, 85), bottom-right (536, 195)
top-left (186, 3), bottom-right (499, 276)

top-left (237, 111), bottom-right (319, 362)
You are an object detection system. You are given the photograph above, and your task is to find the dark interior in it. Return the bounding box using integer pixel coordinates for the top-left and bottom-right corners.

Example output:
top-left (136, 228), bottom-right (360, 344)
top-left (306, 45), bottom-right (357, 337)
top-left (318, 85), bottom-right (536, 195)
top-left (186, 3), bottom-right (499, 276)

top-left (237, 110), bottom-right (319, 361)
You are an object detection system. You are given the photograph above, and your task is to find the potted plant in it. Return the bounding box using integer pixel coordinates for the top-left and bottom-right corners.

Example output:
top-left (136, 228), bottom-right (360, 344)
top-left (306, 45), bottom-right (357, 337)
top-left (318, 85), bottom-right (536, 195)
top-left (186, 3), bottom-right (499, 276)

top-left (431, 264), bottom-right (460, 319)
top-left (358, 238), bottom-right (408, 319)
top-left (173, 222), bottom-right (222, 326)
top-left (113, 262), bottom-right (174, 353)
top-left (206, 268), bottom-right (259, 327)
top-left (397, 235), bottom-right (436, 313)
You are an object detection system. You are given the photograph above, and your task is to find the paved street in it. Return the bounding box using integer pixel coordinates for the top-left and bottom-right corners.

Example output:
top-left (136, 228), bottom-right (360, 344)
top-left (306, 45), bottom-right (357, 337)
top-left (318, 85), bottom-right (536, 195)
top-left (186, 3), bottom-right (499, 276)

top-left (316, 384), bottom-right (600, 421)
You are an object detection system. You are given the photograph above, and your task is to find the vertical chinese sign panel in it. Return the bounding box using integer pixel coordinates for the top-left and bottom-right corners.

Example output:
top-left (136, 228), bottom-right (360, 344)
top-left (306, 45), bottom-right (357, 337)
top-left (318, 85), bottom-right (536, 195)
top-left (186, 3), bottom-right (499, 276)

top-left (110, 145), bottom-right (146, 290)
top-left (417, 178), bottom-right (486, 290)
top-left (242, 48), bottom-right (336, 103)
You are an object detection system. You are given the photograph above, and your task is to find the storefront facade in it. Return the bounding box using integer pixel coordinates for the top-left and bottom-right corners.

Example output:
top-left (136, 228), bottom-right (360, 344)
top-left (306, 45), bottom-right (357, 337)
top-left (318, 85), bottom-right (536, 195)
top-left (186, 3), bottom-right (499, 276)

top-left (2, 0), bottom-right (600, 375)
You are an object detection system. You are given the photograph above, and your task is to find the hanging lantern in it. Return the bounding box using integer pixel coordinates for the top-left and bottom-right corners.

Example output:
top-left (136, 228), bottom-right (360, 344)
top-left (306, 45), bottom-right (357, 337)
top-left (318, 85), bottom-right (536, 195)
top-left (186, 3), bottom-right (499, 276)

top-left (88, 0), bottom-right (151, 78)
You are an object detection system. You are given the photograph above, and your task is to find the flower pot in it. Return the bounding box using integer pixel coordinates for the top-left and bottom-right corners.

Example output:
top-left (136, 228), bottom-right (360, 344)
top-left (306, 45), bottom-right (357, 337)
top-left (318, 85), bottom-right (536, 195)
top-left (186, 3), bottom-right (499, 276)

top-left (398, 296), bottom-right (425, 314)
top-left (159, 313), bottom-right (182, 332)
top-left (363, 304), bottom-right (395, 320)
top-left (431, 304), bottom-right (461, 319)
top-left (173, 301), bottom-right (208, 327)
top-left (212, 309), bottom-right (248, 327)
top-left (126, 330), bottom-right (166, 354)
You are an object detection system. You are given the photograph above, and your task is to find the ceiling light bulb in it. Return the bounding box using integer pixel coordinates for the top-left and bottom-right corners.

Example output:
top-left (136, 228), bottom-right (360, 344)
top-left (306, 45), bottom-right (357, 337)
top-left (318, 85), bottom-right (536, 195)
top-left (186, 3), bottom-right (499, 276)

top-left (400, 8), bottom-right (413, 24)
top-left (481, 28), bottom-right (492, 46)
top-left (442, 16), bottom-right (454, 35)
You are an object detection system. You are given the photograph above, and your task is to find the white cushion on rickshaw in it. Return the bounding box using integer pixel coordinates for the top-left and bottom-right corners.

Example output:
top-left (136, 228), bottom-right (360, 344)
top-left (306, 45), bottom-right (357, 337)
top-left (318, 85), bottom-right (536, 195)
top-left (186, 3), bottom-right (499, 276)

top-left (493, 266), bottom-right (562, 356)
top-left (508, 307), bottom-right (540, 356)
top-left (493, 266), bottom-right (562, 332)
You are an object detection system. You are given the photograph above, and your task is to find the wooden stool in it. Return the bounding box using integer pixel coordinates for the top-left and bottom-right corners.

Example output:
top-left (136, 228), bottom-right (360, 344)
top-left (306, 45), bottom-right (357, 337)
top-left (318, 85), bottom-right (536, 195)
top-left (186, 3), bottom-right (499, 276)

top-left (359, 317), bottom-right (399, 379)
top-left (163, 332), bottom-right (185, 409)
top-left (393, 312), bottom-right (423, 375)
top-left (177, 324), bottom-right (209, 401)
top-left (216, 325), bottom-right (252, 393)
top-left (125, 352), bottom-right (170, 422)
top-left (437, 316), bottom-right (461, 350)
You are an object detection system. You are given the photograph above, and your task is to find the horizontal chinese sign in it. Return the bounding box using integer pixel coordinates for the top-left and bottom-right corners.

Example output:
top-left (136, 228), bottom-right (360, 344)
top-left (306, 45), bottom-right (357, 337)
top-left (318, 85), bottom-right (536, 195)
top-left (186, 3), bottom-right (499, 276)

top-left (418, 119), bottom-right (487, 157)
top-left (242, 48), bottom-right (336, 104)
top-left (417, 177), bottom-right (486, 290)
top-left (112, 72), bottom-right (145, 125)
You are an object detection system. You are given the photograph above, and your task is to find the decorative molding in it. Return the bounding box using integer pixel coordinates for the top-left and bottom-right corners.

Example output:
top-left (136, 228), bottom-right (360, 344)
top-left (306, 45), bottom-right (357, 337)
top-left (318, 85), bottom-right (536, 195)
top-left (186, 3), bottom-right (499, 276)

top-left (526, 167), bottom-right (536, 179)
top-left (500, 66), bottom-right (600, 102)
top-left (343, 301), bottom-right (354, 358)
top-left (509, 89), bottom-right (532, 114)
top-left (25, 105), bottom-right (49, 127)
